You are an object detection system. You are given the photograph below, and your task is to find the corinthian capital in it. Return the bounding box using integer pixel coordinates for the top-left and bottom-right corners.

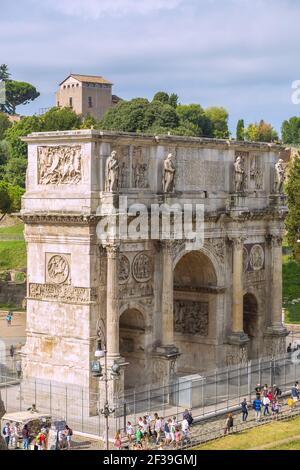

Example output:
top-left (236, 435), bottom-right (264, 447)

top-left (266, 234), bottom-right (282, 247)
top-left (105, 244), bottom-right (120, 258)
top-left (228, 236), bottom-right (246, 249)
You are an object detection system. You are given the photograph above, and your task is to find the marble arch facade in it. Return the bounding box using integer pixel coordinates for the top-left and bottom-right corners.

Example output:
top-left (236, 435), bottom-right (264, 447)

top-left (20, 130), bottom-right (289, 403)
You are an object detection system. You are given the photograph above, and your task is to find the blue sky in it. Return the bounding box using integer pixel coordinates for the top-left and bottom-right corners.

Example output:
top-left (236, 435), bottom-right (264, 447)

top-left (1, 0), bottom-right (300, 135)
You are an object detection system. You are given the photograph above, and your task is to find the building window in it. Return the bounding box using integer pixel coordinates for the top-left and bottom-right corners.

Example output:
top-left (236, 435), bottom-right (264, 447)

top-left (88, 96), bottom-right (93, 108)
top-left (69, 97), bottom-right (73, 108)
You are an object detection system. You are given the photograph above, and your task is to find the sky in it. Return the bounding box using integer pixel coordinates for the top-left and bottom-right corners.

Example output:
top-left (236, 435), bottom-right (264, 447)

top-left (1, 0), bottom-right (300, 135)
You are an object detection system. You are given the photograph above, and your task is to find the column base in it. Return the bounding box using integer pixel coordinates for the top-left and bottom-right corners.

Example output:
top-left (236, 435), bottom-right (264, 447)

top-left (152, 345), bottom-right (180, 384)
top-left (227, 331), bottom-right (250, 346)
top-left (265, 324), bottom-right (289, 337)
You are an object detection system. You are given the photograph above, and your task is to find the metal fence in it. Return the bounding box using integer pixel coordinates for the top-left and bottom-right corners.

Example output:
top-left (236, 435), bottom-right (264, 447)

top-left (1, 352), bottom-right (300, 437)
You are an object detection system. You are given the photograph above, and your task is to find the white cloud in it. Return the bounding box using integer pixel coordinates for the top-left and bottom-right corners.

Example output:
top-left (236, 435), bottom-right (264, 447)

top-left (35, 0), bottom-right (183, 18)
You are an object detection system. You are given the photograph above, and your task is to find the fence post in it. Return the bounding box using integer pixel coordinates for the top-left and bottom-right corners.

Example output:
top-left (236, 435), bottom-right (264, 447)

top-left (247, 360), bottom-right (251, 398)
top-left (19, 381), bottom-right (22, 411)
top-left (215, 371), bottom-right (217, 413)
top-left (259, 358), bottom-right (262, 386)
top-left (238, 363), bottom-right (241, 406)
top-left (50, 381), bottom-right (52, 415)
top-left (270, 359), bottom-right (273, 386)
top-left (226, 368), bottom-right (229, 410)
top-left (5, 375), bottom-right (7, 409)
top-left (34, 379), bottom-right (37, 406)
top-left (284, 356), bottom-right (287, 389)
top-left (81, 388), bottom-right (84, 433)
top-left (65, 386), bottom-right (68, 423)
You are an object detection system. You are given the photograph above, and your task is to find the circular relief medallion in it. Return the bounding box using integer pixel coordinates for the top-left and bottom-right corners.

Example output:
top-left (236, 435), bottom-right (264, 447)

top-left (119, 255), bottom-right (130, 283)
top-left (132, 253), bottom-right (153, 282)
top-left (47, 255), bottom-right (69, 284)
top-left (243, 247), bottom-right (249, 272)
top-left (249, 244), bottom-right (264, 271)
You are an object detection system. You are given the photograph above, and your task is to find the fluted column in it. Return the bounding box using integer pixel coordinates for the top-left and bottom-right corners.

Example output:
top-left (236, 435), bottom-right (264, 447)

top-left (232, 237), bottom-right (245, 334)
top-left (161, 241), bottom-right (174, 346)
top-left (267, 235), bottom-right (287, 333)
top-left (106, 244), bottom-right (120, 358)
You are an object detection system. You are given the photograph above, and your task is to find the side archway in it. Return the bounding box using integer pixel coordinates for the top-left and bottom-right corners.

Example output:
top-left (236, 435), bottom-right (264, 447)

top-left (243, 292), bottom-right (259, 359)
top-left (119, 308), bottom-right (146, 389)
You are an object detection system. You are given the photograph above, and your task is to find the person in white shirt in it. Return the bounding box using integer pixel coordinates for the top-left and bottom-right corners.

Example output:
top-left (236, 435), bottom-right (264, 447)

top-left (181, 418), bottom-right (189, 441)
top-left (263, 395), bottom-right (270, 416)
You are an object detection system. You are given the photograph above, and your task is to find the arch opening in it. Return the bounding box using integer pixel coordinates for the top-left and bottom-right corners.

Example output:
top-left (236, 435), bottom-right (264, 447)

top-left (119, 308), bottom-right (146, 390)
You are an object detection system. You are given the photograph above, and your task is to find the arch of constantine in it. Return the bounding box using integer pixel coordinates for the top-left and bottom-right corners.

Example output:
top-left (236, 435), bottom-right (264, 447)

top-left (20, 130), bottom-right (288, 407)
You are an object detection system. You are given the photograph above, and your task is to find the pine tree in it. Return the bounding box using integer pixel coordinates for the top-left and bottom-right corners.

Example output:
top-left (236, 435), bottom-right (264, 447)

top-left (236, 119), bottom-right (244, 141)
top-left (285, 152), bottom-right (300, 259)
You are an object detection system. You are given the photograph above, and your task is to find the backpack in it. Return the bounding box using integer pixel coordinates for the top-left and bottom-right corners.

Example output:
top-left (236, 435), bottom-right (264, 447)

top-left (2, 426), bottom-right (7, 436)
top-left (69, 428), bottom-right (73, 436)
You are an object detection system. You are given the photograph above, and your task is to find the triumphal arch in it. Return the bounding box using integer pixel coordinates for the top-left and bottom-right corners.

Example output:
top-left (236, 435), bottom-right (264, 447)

top-left (21, 130), bottom-right (288, 404)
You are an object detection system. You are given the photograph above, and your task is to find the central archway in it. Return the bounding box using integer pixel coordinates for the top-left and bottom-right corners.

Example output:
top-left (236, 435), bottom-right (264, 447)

top-left (119, 308), bottom-right (146, 389)
top-left (173, 250), bottom-right (219, 374)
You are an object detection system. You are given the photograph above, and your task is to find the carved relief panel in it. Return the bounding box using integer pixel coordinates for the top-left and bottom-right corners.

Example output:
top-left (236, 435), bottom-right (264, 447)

top-left (37, 146), bottom-right (82, 185)
top-left (243, 243), bottom-right (265, 272)
top-left (45, 253), bottom-right (71, 284)
top-left (174, 300), bottom-right (209, 336)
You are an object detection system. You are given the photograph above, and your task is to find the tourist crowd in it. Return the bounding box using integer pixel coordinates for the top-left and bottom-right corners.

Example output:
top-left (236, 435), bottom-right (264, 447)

top-left (2, 421), bottom-right (73, 450)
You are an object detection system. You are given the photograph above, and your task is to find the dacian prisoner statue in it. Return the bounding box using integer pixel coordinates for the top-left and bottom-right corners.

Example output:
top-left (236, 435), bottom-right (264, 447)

top-left (234, 156), bottom-right (245, 192)
top-left (105, 150), bottom-right (119, 192)
top-left (274, 158), bottom-right (285, 193)
top-left (163, 153), bottom-right (176, 192)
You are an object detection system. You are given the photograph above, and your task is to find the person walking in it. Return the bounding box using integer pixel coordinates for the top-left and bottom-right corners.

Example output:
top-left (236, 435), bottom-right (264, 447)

top-left (2, 422), bottom-right (10, 448)
top-left (181, 417), bottom-right (190, 443)
top-left (154, 416), bottom-right (162, 445)
top-left (126, 422), bottom-right (134, 443)
top-left (114, 430), bottom-right (122, 450)
top-left (291, 384), bottom-right (299, 404)
top-left (164, 419), bottom-right (171, 446)
top-left (64, 425), bottom-right (72, 450)
top-left (271, 400), bottom-right (279, 419)
top-left (224, 413), bottom-right (233, 435)
top-left (262, 395), bottom-right (270, 416)
top-left (253, 396), bottom-right (262, 421)
top-left (135, 427), bottom-right (143, 448)
top-left (241, 398), bottom-right (248, 422)
top-left (5, 311), bottom-right (12, 326)
top-left (22, 424), bottom-right (29, 450)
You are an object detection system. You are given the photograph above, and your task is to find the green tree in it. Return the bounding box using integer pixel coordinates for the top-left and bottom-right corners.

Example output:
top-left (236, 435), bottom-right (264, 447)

top-left (80, 114), bottom-right (98, 129)
top-left (144, 101), bottom-right (179, 129)
top-left (4, 81), bottom-right (40, 115)
top-left (169, 93), bottom-right (179, 108)
top-left (0, 141), bottom-right (10, 176)
top-left (2, 157), bottom-right (28, 187)
top-left (236, 119), bottom-right (245, 141)
top-left (41, 107), bottom-right (81, 131)
top-left (286, 153), bottom-right (300, 258)
top-left (4, 115), bottom-right (42, 160)
top-left (205, 107), bottom-right (229, 139)
top-left (152, 92), bottom-right (170, 105)
top-left (176, 104), bottom-right (212, 137)
top-left (245, 120), bottom-right (278, 142)
top-left (0, 182), bottom-right (24, 221)
top-left (282, 117), bottom-right (300, 145)
top-left (100, 98), bottom-right (150, 132)
top-left (0, 112), bottom-right (11, 140)
top-left (0, 64), bottom-right (10, 81)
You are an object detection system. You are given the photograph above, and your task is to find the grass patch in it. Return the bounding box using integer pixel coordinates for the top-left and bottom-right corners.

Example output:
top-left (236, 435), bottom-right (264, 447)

top-left (283, 255), bottom-right (300, 324)
top-left (0, 241), bottom-right (26, 270)
top-left (0, 223), bottom-right (26, 271)
top-left (195, 416), bottom-right (300, 450)
top-left (0, 223), bottom-right (24, 237)
top-left (268, 439), bottom-right (300, 450)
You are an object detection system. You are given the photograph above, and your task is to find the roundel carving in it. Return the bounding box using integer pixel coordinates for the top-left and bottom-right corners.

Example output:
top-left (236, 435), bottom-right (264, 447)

top-left (47, 255), bottom-right (69, 284)
top-left (249, 244), bottom-right (264, 271)
top-left (132, 253), bottom-right (152, 282)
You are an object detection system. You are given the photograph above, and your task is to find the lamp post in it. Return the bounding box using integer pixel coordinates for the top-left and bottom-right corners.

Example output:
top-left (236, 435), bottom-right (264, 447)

top-left (91, 320), bottom-right (120, 450)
